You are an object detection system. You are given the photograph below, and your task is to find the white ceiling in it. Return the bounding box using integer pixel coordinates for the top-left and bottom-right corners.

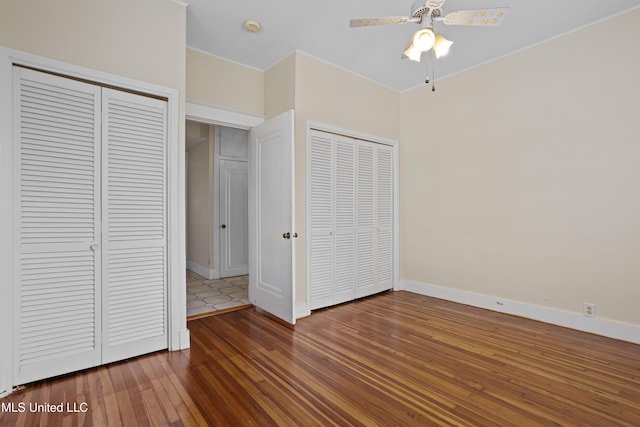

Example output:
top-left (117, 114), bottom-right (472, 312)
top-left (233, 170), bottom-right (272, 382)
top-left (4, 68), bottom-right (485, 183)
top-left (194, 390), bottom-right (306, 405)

top-left (185, 0), bottom-right (639, 92)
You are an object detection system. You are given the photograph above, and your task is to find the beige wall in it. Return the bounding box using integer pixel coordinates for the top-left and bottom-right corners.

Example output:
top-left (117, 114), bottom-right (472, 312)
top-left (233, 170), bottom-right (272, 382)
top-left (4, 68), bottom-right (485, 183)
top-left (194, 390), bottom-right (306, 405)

top-left (187, 48), bottom-right (264, 116)
top-left (264, 53), bottom-right (296, 119)
top-left (186, 125), bottom-right (214, 272)
top-left (294, 53), bottom-right (400, 141)
top-left (400, 9), bottom-right (640, 326)
top-left (0, 0), bottom-right (185, 92)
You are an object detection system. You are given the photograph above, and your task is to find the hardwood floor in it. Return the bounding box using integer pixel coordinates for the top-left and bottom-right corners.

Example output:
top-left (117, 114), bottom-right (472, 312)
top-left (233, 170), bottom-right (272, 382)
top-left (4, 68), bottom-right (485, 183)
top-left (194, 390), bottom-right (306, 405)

top-left (2, 291), bottom-right (639, 426)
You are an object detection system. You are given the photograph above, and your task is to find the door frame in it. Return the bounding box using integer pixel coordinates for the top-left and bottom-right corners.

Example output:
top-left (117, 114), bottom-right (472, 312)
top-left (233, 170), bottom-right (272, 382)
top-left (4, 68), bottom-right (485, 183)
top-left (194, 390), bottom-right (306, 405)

top-left (187, 103), bottom-right (297, 324)
top-left (186, 102), bottom-right (263, 282)
top-left (0, 47), bottom-right (187, 397)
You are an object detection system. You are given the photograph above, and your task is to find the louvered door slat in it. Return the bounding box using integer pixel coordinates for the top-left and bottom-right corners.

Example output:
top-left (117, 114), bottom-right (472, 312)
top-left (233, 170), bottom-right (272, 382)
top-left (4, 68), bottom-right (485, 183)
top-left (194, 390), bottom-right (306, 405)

top-left (102, 89), bottom-right (168, 363)
top-left (15, 67), bottom-right (101, 384)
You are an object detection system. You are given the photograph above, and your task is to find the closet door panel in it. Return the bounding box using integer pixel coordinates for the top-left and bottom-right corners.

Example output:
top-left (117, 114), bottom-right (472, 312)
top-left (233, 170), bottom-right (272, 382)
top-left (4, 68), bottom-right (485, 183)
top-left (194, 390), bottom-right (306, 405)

top-left (308, 132), bottom-right (334, 309)
top-left (356, 143), bottom-right (376, 298)
top-left (333, 138), bottom-right (356, 304)
top-left (102, 89), bottom-right (168, 363)
top-left (375, 146), bottom-right (394, 292)
top-left (14, 68), bottom-right (101, 384)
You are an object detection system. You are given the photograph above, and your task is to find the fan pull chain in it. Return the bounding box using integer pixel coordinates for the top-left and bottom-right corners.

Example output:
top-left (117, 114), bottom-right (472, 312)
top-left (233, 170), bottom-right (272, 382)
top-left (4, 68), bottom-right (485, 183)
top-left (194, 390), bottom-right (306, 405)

top-left (424, 51), bottom-right (436, 91)
top-left (431, 52), bottom-right (436, 92)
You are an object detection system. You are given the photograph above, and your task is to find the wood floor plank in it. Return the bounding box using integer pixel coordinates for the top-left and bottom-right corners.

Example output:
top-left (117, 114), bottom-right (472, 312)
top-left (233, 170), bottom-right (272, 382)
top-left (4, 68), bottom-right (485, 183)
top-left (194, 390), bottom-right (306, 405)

top-left (2, 291), bottom-right (639, 426)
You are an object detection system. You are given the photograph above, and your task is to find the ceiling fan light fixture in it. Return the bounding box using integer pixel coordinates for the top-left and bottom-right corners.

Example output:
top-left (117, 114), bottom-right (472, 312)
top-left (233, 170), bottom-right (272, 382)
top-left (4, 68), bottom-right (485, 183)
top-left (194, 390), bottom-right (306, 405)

top-left (402, 27), bottom-right (436, 62)
top-left (412, 28), bottom-right (436, 51)
top-left (433, 34), bottom-right (453, 58)
top-left (402, 43), bottom-right (423, 62)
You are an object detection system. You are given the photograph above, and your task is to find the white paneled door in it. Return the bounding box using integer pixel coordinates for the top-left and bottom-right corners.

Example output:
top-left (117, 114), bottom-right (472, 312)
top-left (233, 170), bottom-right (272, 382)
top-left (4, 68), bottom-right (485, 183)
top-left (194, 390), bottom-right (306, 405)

top-left (249, 110), bottom-right (295, 324)
top-left (220, 159), bottom-right (249, 277)
top-left (13, 67), bottom-right (168, 384)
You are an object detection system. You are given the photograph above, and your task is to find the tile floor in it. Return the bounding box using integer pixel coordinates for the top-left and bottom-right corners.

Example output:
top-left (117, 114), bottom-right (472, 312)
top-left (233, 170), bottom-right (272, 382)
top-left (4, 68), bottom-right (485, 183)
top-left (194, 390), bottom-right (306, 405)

top-left (186, 270), bottom-right (250, 317)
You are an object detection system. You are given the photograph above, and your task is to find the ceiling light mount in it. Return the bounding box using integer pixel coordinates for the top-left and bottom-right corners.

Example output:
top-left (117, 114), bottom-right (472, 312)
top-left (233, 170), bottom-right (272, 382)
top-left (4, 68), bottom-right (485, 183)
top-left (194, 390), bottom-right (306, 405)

top-left (243, 20), bottom-right (262, 33)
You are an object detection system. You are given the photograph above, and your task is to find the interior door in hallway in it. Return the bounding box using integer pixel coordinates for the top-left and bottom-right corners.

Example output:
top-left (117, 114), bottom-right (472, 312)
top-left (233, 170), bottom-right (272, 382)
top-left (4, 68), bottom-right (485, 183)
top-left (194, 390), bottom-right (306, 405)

top-left (219, 159), bottom-right (248, 277)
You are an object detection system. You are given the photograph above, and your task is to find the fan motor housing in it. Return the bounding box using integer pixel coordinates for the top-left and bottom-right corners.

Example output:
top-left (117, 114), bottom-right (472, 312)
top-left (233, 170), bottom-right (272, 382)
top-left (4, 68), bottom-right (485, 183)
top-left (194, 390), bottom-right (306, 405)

top-left (412, 0), bottom-right (446, 18)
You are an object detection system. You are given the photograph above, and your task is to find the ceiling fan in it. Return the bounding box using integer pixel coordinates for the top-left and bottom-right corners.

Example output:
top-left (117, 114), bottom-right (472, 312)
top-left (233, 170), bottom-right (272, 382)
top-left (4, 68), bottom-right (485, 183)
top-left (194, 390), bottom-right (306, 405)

top-left (350, 0), bottom-right (509, 89)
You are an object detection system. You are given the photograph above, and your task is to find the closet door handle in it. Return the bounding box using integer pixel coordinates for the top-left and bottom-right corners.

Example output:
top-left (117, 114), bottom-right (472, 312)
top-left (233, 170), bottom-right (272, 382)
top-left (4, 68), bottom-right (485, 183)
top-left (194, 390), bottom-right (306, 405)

top-left (90, 242), bottom-right (99, 251)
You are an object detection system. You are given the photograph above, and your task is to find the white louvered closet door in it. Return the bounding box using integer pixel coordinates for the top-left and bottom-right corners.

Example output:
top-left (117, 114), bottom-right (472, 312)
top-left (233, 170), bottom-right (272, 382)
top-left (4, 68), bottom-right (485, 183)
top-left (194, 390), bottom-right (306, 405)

top-left (14, 68), bottom-right (168, 384)
top-left (355, 143), bottom-right (376, 298)
top-left (14, 68), bottom-right (102, 384)
top-left (375, 145), bottom-right (394, 293)
top-left (308, 129), bottom-right (394, 309)
top-left (333, 137), bottom-right (356, 305)
top-left (101, 89), bottom-right (168, 363)
top-left (308, 131), bottom-right (334, 309)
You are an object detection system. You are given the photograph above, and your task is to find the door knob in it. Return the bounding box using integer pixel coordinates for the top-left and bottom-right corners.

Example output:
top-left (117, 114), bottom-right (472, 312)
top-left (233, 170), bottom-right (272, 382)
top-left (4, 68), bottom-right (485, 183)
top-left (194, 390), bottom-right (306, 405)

top-left (221, 224), bottom-right (226, 229)
top-left (283, 232), bottom-right (290, 239)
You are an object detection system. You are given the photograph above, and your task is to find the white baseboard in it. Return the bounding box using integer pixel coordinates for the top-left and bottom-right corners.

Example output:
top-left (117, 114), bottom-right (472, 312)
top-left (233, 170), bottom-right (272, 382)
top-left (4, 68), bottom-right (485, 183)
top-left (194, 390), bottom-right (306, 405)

top-left (0, 372), bottom-right (8, 398)
top-left (296, 303), bottom-right (311, 320)
top-left (178, 329), bottom-right (191, 350)
top-left (399, 280), bottom-right (640, 345)
top-left (186, 261), bottom-right (218, 280)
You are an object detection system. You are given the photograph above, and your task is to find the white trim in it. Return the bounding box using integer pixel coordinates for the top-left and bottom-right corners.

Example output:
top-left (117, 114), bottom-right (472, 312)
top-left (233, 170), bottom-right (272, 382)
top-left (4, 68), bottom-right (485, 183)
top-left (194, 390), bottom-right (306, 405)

top-left (296, 303), bottom-right (311, 320)
top-left (186, 261), bottom-right (218, 280)
top-left (0, 46), bottom-right (188, 395)
top-left (186, 46), bottom-right (265, 73)
top-left (179, 329), bottom-right (191, 349)
top-left (211, 125), bottom-right (220, 279)
top-left (400, 280), bottom-right (640, 345)
top-left (307, 121), bottom-right (399, 148)
top-left (0, 49), bottom-right (13, 399)
top-left (292, 50), bottom-right (400, 93)
top-left (186, 100), bottom-right (264, 130)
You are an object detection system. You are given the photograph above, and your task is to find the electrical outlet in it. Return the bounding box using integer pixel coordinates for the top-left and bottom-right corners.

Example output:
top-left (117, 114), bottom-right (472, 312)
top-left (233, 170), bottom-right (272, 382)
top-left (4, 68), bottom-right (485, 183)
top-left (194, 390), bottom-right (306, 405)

top-left (583, 302), bottom-right (596, 317)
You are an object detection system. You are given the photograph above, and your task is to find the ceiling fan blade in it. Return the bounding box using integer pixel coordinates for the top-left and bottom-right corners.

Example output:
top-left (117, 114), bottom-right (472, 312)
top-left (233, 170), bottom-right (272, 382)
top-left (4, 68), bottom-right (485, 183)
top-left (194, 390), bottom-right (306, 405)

top-left (440, 8), bottom-right (509, 26)
top-left (350, 16), bottom-right (419, 28)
